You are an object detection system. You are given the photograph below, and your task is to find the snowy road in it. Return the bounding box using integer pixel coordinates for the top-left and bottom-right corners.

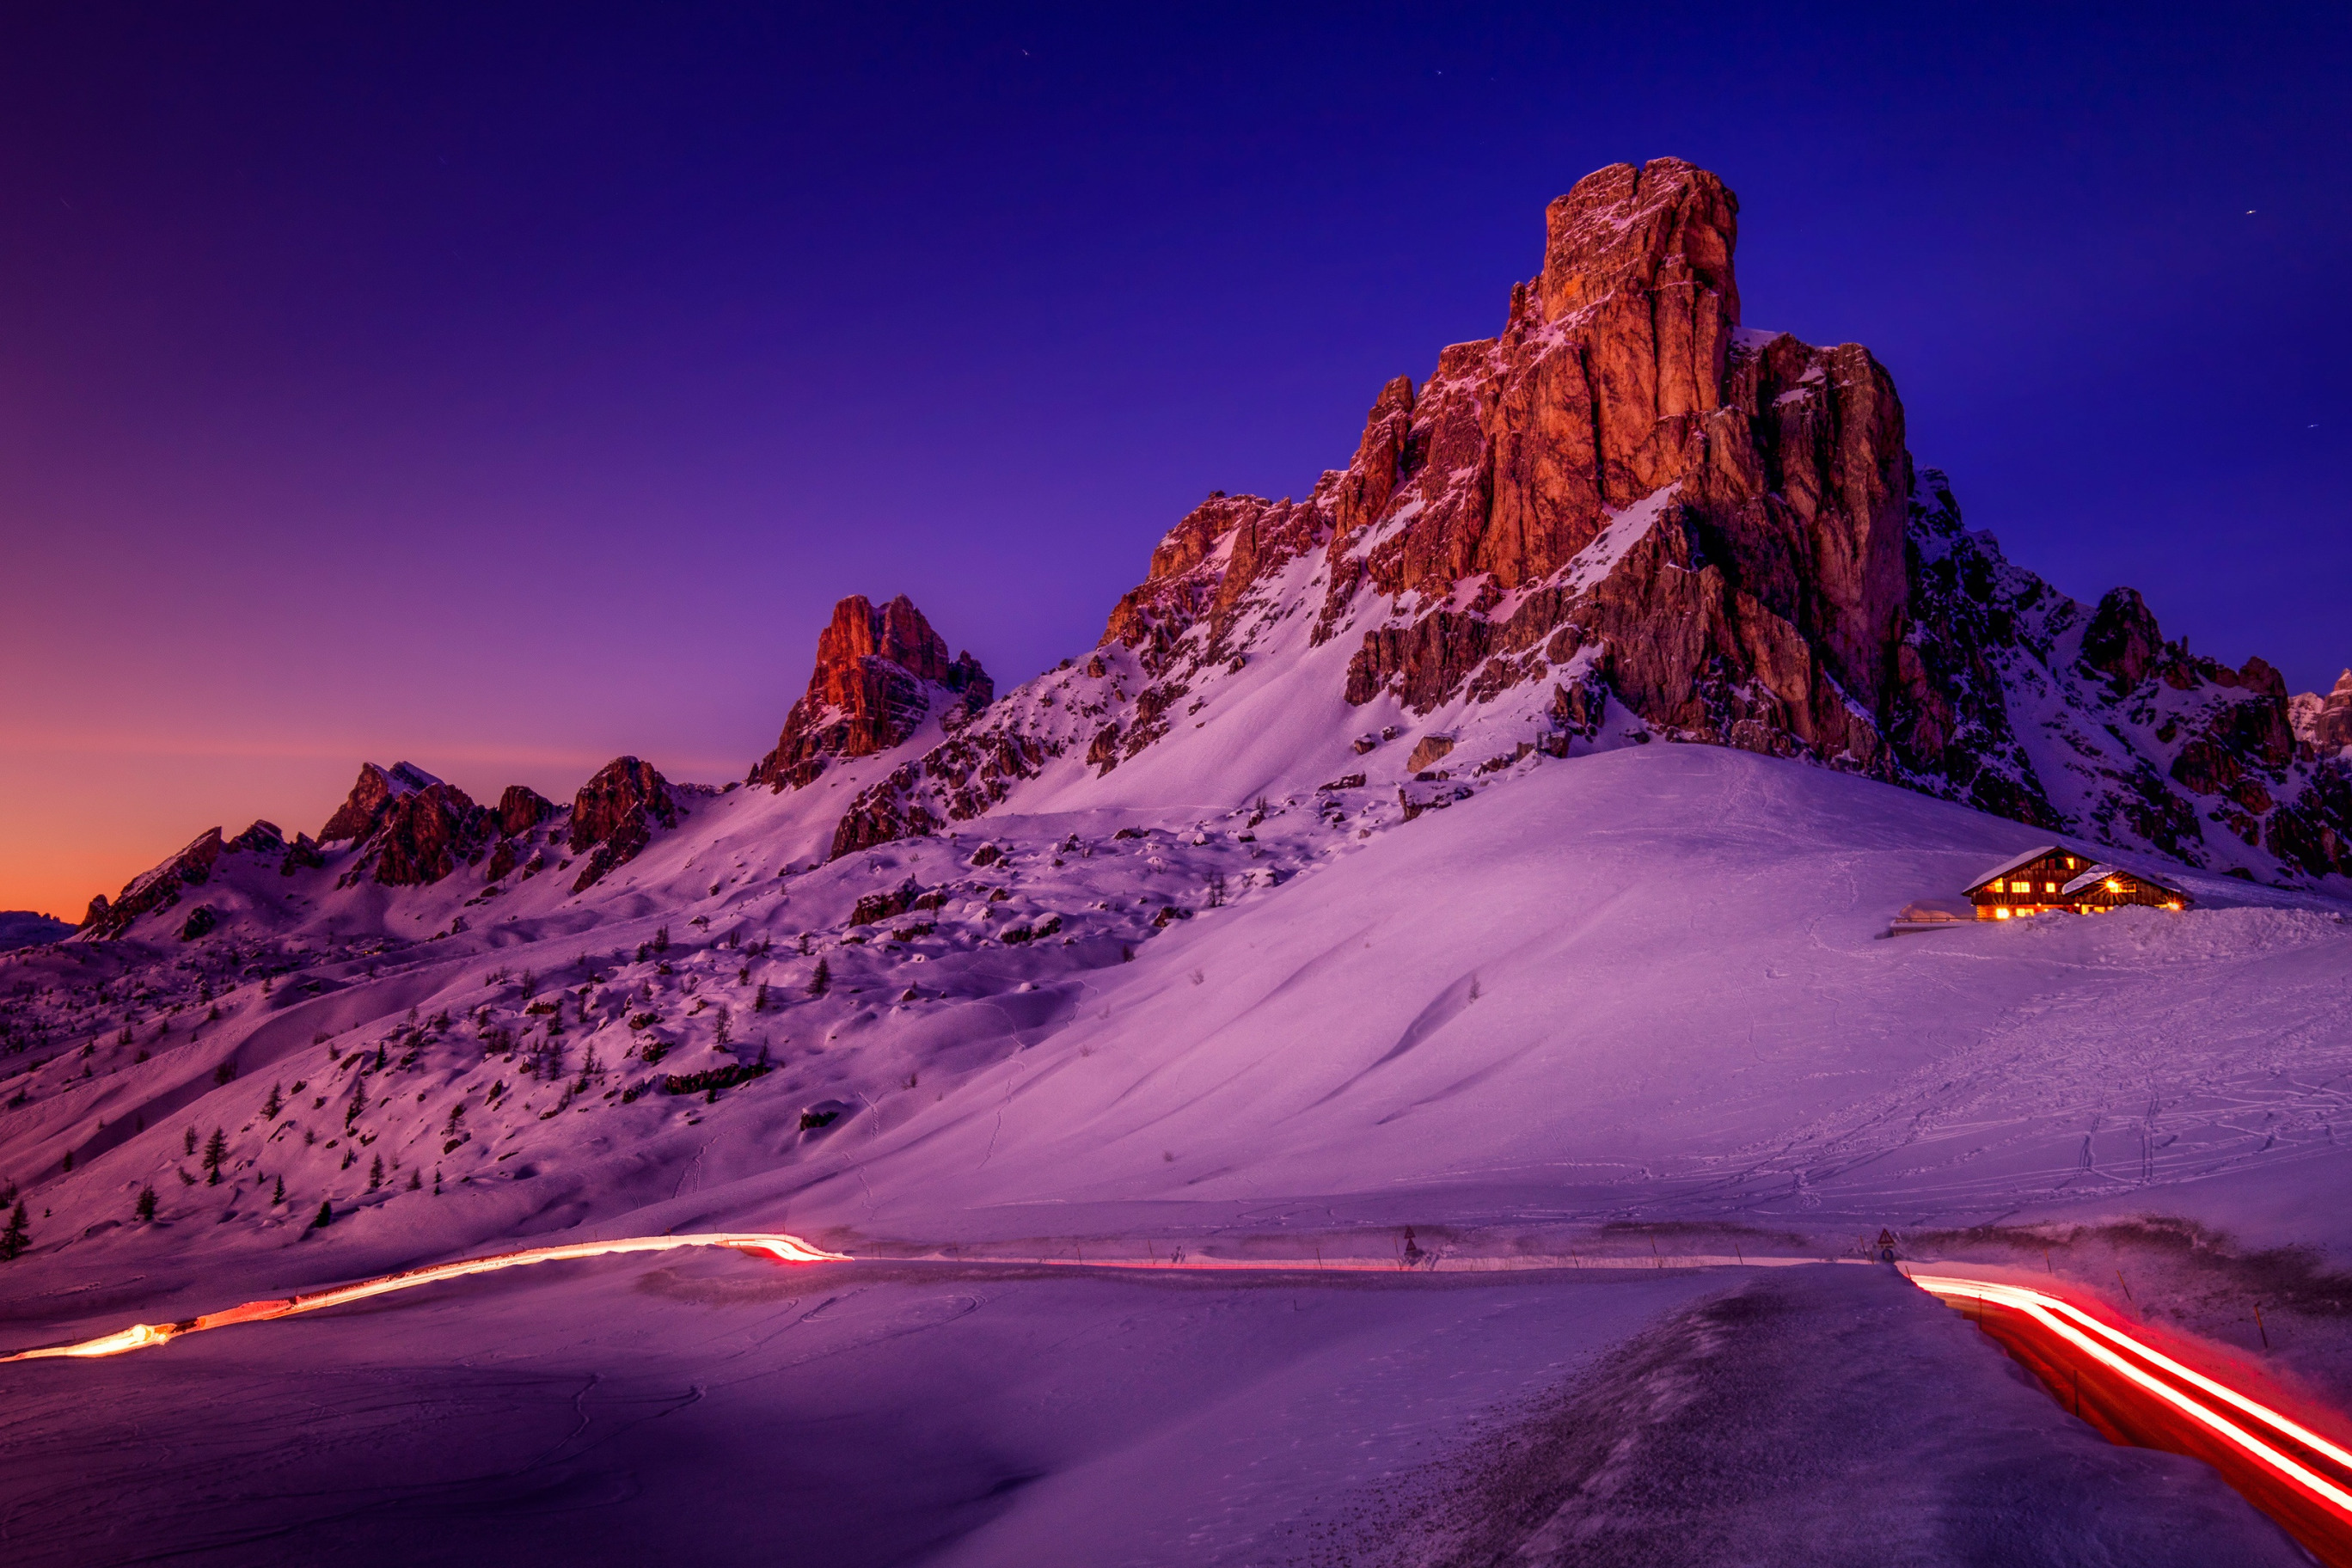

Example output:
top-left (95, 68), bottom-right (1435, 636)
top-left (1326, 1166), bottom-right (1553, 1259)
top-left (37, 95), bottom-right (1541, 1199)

top-left (5, 1232), bottom-right (2344, 1564)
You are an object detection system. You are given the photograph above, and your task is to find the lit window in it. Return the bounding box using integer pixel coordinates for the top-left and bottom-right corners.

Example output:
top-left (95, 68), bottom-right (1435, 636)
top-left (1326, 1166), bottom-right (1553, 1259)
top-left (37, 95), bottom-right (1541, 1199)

top-left (1994, 907), bottom-right (2012, 919)
top-left (2105, 879), bottom-right (2122, 892)
top-left (2010, 880), bottom-right (2033, 893)
top-left (2043, 882), bottom-right (2057, 893)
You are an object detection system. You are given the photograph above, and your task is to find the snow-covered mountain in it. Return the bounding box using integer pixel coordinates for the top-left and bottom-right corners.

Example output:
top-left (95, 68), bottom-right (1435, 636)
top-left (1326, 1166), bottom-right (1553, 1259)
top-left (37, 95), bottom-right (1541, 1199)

top-left (50, 157), bottom-right (2350, 959)
top-left (830, 158), bottom-right (2349, 888)
top-left (4, 158), bottom-right (2349, 1344)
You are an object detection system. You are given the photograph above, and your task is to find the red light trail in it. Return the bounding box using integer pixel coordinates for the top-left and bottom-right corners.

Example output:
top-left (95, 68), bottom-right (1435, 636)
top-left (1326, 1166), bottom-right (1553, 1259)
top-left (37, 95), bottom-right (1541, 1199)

top-left (1913, 1271), bottom-right (2352, 1567)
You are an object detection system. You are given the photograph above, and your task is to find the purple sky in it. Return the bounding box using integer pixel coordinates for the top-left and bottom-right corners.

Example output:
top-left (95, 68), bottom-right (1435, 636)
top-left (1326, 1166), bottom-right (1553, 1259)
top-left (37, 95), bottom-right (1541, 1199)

top-left (3, 3), bottom-right (2348, 916)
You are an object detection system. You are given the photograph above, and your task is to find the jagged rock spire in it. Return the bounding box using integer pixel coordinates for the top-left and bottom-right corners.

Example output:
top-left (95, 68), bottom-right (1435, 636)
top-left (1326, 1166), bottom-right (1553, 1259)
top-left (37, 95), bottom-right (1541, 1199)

top-left (749, 594), bottom-right (991, 790)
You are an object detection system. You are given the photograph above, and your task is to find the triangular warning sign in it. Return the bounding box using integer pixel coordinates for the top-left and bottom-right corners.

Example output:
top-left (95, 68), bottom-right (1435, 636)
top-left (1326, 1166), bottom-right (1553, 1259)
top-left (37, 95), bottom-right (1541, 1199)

top-left (1877, 1228), bottom-right (1897, 1247)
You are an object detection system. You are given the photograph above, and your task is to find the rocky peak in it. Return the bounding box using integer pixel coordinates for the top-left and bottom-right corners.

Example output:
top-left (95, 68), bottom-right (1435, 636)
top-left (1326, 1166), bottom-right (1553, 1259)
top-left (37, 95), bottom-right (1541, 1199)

top-left (318, 761), bottom-right (444, 843)
top-left (2292, 670), bottom-right (2352, 756)
top-left (83, 828), bottom-right (225, 939)
top-left (365, 784), bottom-right (492, 888)
top-left (749, 595), bottom-right (992, 789)
top-left (569, 756), bottom-right (678, 891)
top-left (496, 785), bottom-right (557, 838)
top-left (1535, 158), bottom-right (1740, 331)
top-left (816, 157), bottom-right (2352, 888)
top-left (2080, 588), bottom-right (2165, 689)
top-left (225, 820), bottom-right (285, 855)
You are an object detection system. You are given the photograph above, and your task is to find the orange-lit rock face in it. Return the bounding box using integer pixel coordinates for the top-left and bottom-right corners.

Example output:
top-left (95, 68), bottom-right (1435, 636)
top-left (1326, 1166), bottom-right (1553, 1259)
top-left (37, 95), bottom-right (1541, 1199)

top-left (750, 594), bottom-right (991, 790)
top-left (1325, 158), bottom-right (1908, 716)
top-left (567, 755), bottom-right (678, 891)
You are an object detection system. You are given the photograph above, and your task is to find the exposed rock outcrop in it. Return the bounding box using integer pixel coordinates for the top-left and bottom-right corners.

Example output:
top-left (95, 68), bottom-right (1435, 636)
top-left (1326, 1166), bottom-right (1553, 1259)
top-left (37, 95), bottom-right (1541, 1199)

top-left (2294, 671), bottom-right (2352, 756)
top-left (279, 833), bottom-right (325, 876)
top-left (496, 786), bottom-right (557, 838)
top-left (365, 784), bottom-right (493, 887)
top-left (319, 762), bottom-right (443, 843)
top-left (226, 820), bottom-right (285, 855)
top-left (749, 595), bottom-right (992, 789)
top-left (569, 756), bottom-right (679, 891)
top-left (83, 829), bottom-right (224, 939)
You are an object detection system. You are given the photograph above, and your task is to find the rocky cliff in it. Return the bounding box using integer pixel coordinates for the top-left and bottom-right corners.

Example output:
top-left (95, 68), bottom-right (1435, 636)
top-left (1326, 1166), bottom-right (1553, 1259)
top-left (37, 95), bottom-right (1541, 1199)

top-left (826, 158), bottom-right (2349, 884)
top-left (317, 761), bottom-right (444, 843)
top-left (2295, 671), bottom-right (2352, 757)
top-left (748, 594), bottom-right (991, 791)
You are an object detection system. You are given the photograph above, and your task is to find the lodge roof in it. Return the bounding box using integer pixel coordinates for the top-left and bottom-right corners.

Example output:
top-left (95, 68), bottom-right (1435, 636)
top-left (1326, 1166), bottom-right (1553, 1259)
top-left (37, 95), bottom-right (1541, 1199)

top-left (1963, 844), bottom-right (2192, 902)
top-left (2061, 862), bottom-right (2188, 899)
top-left (1963, 844), bottom-right (2069, 893)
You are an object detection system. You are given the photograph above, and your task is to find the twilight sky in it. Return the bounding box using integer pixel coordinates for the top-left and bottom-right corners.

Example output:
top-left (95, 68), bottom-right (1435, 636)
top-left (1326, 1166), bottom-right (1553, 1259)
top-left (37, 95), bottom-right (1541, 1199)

top-left (3, 3), bottom-right (2347, 917)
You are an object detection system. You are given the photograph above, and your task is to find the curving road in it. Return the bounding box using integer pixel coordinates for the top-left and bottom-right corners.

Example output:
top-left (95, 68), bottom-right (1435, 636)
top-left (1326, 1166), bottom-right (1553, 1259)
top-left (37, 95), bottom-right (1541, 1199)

top-left (10, 1241), bottom-right (2350, 1562)
top-left (1913, 1271), bottom-right (2352, 1567)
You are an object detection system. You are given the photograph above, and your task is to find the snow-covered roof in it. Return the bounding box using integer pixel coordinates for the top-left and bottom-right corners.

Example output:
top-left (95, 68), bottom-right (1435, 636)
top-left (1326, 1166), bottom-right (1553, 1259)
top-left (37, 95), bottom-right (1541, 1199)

top-left (1963, 844), bottom-right (2067, 892)
top-left (2062, 862), bottom-right (2186, 898)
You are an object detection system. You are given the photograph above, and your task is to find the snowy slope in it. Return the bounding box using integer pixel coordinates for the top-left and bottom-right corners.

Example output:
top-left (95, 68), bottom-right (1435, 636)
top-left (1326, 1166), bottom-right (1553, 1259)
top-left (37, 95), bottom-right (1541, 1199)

top-left (9, 744), bottom-right (2348, 1314)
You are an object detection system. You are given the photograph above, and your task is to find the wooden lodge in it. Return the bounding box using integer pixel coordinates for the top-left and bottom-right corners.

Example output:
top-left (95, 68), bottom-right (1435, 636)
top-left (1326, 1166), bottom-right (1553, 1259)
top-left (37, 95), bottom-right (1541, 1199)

top-left (1962, 845), bottom-right (2191, 921)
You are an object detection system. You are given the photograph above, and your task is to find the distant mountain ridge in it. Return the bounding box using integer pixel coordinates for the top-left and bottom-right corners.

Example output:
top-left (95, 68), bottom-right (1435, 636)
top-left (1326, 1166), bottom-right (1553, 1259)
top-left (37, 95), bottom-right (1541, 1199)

top-left (0, 912), bottom-right (72, 952)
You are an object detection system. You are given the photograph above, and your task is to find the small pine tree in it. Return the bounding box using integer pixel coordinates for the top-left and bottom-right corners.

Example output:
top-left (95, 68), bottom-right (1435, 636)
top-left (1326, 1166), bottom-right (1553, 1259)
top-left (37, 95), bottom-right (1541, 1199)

top-left (0, 1200), bottom-right (28, 1259)
top-left (263, 1083), bottom-right (283, 1119)
top-left (202, 1128), bottom-right (228, 1185)
top-left (212, 1058), bottom-right (236, 1085)
top-left (59, 1148), bottom-right (71, 1173)
top-left (183, 1126), bottom-right (198, 1156)
top-left (653, 926), bottom-right (671, 953)
top-left (754, 981), bottom-right (769, 1013)
top-left (808, 958), bottom-right (830, 998)
top-left (271, 1174), bottom-right (285, 1205)
top-left (714, 1009), bottom-right (732, 1048)
top-left (312, 1200), bottom-right (333, 1229)
top-left (406, 1168), bottom-right (421, 1191)
top-left (368, 1155), bottom-right (383, 1191)
top-left (134, 1185), bottom-right (157, 1222)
